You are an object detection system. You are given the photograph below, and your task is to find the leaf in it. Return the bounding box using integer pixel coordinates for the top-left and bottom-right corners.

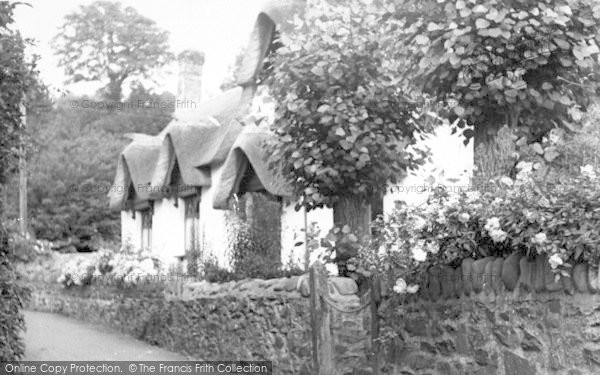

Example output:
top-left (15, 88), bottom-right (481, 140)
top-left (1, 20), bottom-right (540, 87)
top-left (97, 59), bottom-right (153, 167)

top-left (454, 105), bottom-right (465, 116)
top-left (553, 38), bottom-right (570, 50)
top-left (427, 22), bottom-right (442, 31)
top-left (415, 35), bottom-right (430, 45)
top-left (340, 140), bottom-right (352, 150)
top-left (531, 142), bottom-right (544, 154)
top-left (558, 57), bottom-right (572, 67)
top-left (335, 127), bottom-right (346, 137)
top-left (473, 4), bottom-right (487, 13)
top-left (487, 28), bottom-right (502, 37)
top-left (544, 149), bottom-right (559, 162)
top-left (311, 66), bottom-right (325, 76)
top-left (475, 19), bottom-right (490, 29)
top-left (317, 104), bottom-right (330, 113)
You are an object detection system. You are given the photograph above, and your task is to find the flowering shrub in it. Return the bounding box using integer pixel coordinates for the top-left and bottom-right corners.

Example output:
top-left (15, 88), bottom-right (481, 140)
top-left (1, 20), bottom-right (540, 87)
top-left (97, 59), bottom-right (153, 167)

top-left (347, 117), bottom-right (600, 294)
top-left (349, 161), bottom-right (600, 293)
top-left (57, 250), bottom-right (162, 288)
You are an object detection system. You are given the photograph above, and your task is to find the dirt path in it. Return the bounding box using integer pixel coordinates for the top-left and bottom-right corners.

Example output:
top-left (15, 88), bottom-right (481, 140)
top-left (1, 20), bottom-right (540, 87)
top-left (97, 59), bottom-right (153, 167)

top-left (23, 310), bottom-right (189, 360)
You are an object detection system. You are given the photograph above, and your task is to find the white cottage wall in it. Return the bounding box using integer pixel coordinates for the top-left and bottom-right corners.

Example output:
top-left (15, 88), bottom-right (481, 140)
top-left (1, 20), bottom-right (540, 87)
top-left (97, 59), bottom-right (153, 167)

top-left (384, 123), bottom-right (474, 213)
top-left (199, 162), bottom-right (230, 268)
top-left (280, 200), bottom-right (333, 270)
top-left (152, 197), bottom-right (186, 263)
top-left (120, 210), bottom-right (142, 251)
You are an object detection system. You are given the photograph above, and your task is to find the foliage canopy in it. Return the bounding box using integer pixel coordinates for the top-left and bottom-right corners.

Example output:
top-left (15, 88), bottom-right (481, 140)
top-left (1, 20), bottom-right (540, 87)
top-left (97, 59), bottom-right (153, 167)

top-left (267, 0), bottom-right (432, 211)
top-left (395, 0), bottom-right (600, 141)
top-left (52, 1), bottom-right (174, 100)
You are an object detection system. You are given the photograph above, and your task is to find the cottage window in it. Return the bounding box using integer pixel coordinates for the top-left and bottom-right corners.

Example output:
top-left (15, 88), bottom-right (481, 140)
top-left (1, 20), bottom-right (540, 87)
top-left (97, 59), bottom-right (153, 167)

top-left (141, 209), bottom-right (152, 252)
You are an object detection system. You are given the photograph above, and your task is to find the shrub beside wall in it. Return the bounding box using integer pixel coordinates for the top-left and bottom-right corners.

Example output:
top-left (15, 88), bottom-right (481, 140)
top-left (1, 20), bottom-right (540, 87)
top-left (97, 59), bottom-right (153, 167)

top-left (0, 234), bottom-right (30, 360)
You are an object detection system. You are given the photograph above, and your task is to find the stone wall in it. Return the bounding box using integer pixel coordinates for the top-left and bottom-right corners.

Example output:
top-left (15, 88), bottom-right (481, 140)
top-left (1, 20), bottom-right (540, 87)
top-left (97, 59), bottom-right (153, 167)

top-left (381, 254), bottom-right (600, 375)
top-left (26, 274), bottom-right (370, 375)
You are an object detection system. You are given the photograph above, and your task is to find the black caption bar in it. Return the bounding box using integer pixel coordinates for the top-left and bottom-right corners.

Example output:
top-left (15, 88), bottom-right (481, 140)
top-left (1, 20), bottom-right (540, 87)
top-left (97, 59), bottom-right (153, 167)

top-left (0, 362), bottom-right (272, 375)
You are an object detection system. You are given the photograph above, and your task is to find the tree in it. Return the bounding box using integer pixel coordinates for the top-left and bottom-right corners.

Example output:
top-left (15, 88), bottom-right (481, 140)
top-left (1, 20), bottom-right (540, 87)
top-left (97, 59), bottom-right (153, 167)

top-left (0, 2), bottom-right (38, 361)
top-left (394, 0), bottom-right (600, 183)
top-left (52, 1), bottom-right (174, 101)
top-left (3, 88), bottom-right (175, 250)
top-left (267, 0), bottom-right (432, 241)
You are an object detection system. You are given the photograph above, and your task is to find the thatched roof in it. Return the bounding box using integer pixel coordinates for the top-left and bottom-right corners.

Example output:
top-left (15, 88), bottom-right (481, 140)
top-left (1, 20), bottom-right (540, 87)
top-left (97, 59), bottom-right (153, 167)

top-left (213, 125), bottom-right (293, 210)
top-left (150, 87), bottom-right (250, 192)
top-left (109, 137), bottom-right (162, 211)
top-left (110, 1), bottom-right (307, 210)
top-left (236, 0), bottom-right (306, 87)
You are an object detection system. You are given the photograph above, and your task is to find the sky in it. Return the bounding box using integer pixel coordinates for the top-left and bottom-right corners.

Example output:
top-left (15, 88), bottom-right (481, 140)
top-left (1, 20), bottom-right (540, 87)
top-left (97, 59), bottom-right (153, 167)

top-left (13, 0), bottom-right (265, 100)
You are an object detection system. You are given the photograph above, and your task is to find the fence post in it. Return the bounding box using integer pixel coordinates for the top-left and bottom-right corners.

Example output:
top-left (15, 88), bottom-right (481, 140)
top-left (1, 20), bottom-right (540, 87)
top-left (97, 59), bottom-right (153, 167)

top-left (309, 267), bottom-right (319, 374)
top-left (311, 261), bottom-right (335, 374)
top-left (370, 274), bottom-right (381, 375)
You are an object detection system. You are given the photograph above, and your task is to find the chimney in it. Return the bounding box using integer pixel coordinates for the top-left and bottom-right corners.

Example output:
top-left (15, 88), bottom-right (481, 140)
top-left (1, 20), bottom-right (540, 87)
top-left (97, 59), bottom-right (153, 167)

top-left (177, 50), bottom-right (205, 114)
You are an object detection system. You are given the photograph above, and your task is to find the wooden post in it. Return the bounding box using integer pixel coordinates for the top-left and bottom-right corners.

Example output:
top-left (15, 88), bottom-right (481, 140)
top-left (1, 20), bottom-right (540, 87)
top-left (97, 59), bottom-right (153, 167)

top-left (309, 267), bottom-right (319, 374)
top-left (370, 274), bottom-right (381, 375)
top-left (304, 207), bottom-right (309, 271)
top-left (18, 103), bottom-right (27, 237)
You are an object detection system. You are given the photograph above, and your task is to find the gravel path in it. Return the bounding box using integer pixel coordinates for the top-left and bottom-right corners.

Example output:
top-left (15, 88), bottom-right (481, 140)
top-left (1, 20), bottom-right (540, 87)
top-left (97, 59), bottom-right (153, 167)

top-left (23, 310), bottom-right (189, 361)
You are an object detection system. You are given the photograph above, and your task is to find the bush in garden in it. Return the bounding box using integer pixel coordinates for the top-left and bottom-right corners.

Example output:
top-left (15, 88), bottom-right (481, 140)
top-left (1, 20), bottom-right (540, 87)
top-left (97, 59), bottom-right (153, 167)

top-left (0, 225), bottom-right (31, 361)
top-left (225, 193), bottom-right (286, 279)
top-left (350, 163), bottom-right (600, 295)
top-left (57, 250), bottom-right (163, 288)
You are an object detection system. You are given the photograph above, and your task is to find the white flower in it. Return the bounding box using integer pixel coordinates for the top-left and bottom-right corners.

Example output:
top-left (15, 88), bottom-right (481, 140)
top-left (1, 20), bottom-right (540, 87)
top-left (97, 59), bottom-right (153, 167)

top-left (444, 194), bottom-right (460, 208)
top-left (406, 284), bottom-right (420, 294)
top-left (484, 217), bottom-right (501, 232)
top-left (412, 246), bottom-right (427, 262)
top-left (426, 241), bottom-right (440, 254)
top-left (436, 210), bottom-right (447, 224)
top-left (413, 216), bottom-right (427, 231)
top-left (500, 176), bottom-right (514, 187)
top-left (458, 212), bottom-right (470, 224)
top-left (532, 232), bottom-right (547, 245)
top-left (548, 253), bottom-right (563, 269)
top-left (581, 164), bottom-right (597, 180)
top-left (393, 278), bottom-right (407, 294)
top-left (489, 229), bottom-right (507, 243)
top-left (516, 161), bottom-right (533, 173)
top-left (465, 191), bottom-right (481, 203)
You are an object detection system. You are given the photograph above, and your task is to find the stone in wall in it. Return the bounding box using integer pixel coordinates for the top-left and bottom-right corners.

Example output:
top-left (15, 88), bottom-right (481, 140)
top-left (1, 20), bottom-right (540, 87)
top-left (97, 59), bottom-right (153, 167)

top-left (380, 252), bottom-right (600, 375)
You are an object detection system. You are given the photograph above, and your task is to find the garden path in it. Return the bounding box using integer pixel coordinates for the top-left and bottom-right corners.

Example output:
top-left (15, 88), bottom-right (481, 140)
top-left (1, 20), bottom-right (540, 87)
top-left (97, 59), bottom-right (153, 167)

top-left (23, 310), bottom-right (189, 360)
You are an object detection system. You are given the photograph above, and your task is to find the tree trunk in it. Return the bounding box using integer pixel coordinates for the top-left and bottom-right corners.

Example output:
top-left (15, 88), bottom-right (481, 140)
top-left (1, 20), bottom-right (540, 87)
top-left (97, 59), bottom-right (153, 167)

top-left (105, 74), bottom-right (125, 101)
top-left (333, 195), bottom-right (371, 276)
top-left (473, 107), bottom-right (519, 189)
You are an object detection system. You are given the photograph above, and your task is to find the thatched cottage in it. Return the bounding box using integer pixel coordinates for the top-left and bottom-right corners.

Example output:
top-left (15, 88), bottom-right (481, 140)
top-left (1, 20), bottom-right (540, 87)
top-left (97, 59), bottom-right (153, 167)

top-left (109, 0), bottom-right (473, 270)
top-left (109, 0), bottom-right (333, 269)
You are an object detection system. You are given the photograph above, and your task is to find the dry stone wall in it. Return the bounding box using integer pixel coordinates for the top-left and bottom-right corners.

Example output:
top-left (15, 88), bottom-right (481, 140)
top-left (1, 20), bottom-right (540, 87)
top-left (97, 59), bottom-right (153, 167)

top-left (381, 253), bottom-right (600, 375)
top-left (26, 274), bottom-right (370, 375)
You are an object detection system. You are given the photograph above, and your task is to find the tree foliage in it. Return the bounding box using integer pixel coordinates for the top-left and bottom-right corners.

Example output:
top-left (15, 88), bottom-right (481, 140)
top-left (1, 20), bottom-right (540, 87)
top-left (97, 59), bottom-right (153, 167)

top-left (5, 89), bottom-right (175, 250)
top-left (267, 0), bottom-right (432, 212)
top-left (0, 2), bottom-right (34, 361)
top-left (395, 0), bottom-right (600, 142)
top-left (52, 1), bottom-right (174, 100)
